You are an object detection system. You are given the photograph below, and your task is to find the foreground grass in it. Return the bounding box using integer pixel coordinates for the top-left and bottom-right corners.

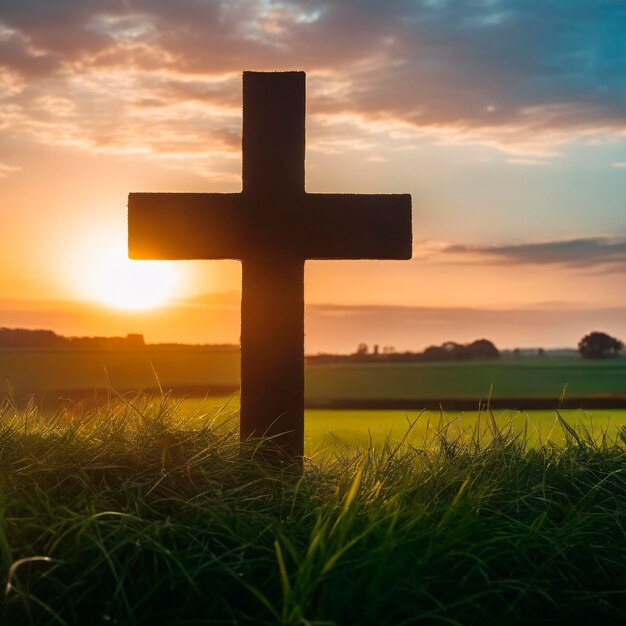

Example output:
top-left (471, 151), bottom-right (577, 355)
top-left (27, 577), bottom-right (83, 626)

top-left (1, 396), bottom-right (626, 624)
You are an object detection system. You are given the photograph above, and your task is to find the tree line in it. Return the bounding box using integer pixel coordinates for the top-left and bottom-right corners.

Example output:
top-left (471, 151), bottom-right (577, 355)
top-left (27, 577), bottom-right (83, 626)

top-left (310, 338), bottom-right (501, 364)
top-left (1, 327), bottom-right (623, 360)
top-left (0, 328), bottom-right (145, 349)
top-left (311, 331), bottom-right (624, 363)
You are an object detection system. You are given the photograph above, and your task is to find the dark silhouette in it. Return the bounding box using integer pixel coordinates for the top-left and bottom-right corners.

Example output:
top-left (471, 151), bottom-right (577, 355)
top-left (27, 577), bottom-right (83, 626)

top-left (442, 341), bottom-right (470, 360)
top-left (311, 338), bottom-right (500, 364)
top-left (128, 71), bottom-right (413, 462)
top-left (422, 345), bottom-right (448, 361)
top-left (466, 339), bottom-right (500, 360)
top-left (0, 328), bottom-right (62, 348)
top-left (355, 342), bottom-right (369, 356)
top-left (421, 339), bottom-right (499, 361)
top-left (578, 331), bottom-right (624, 359)
top-left (0, 327), bottom-right (145, 349)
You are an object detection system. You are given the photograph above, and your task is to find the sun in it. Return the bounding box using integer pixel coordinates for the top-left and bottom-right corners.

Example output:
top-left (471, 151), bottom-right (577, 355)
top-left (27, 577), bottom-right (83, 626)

top-left (88, 243), bottom-right (178, 310)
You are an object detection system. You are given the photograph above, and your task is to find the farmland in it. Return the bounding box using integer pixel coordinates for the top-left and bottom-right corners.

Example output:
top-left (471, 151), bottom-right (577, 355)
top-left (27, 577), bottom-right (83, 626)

top-left (2, 348), bottom-right (626, 406)
top-left (306, 357), bottom-right (626, 404)
top-left (0, 346), bottom-right (240, 395)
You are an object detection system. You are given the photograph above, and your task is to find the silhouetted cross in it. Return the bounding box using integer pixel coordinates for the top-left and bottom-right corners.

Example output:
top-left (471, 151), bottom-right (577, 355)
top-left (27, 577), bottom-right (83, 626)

top-left (128, 71), bottom-right (412, 463)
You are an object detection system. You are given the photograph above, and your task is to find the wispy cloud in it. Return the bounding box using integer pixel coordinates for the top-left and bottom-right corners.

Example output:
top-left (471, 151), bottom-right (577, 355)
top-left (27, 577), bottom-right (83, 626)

top-left (441, 237), bottom-right (626, 270)
top-left (0, 162), bottom-right (20, 179)
top-left (506, 158), bottom-right (552, 166)
top-left (411, 240), bottom-right (452, 261)
top-left (0, 0), bottom-right (624, 163)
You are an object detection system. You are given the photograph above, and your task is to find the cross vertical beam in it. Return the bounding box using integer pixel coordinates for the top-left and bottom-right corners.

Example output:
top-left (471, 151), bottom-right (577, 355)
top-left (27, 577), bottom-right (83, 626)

top-left (240, 72), bottom-right (307, 459)
top-left (243, 71), bottom-right (305, 196)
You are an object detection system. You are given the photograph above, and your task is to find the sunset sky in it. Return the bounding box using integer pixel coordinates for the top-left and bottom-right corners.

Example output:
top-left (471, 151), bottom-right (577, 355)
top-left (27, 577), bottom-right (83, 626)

top-left (0, 0), bottom-right (625, 352)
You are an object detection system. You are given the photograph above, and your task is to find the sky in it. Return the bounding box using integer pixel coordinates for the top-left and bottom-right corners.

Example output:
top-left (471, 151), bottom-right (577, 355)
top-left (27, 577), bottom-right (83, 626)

top-left (0, 0), bottom-right (625, 353)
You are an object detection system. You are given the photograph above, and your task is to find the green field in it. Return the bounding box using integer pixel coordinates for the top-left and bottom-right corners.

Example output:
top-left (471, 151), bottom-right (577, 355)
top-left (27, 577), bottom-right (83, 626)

top-left (306, 357), bottom-right (626, 401)
top-left (173, 394), bottom-right (626, 451)
top-left (2, 350), bottom-right (626, 404)
top-left (0, 346), bottom-right (240, 394)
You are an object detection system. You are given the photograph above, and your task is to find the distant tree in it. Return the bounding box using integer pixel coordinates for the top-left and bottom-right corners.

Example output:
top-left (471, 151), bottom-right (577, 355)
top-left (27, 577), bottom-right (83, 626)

top-left (0, 328), bottom-right (146, 350)
top-left (355, 342), bottom-right (369, 356)
top-left (0, 327), bottom-right (65, 348)
top-left (420, 339), bottom-right (500, 361)
top-left (578, 332), bottom-right (624, 359)
top-left (442, 341), bottom-right (469, 360)
top-left (422, 345), bottom-right (448, 361)
top-left (512, 348), bottom-right (521, 358)
top-left (537, 348), bottom-right (545, 358)
top-left (466, 339), bottom-right (500, 360)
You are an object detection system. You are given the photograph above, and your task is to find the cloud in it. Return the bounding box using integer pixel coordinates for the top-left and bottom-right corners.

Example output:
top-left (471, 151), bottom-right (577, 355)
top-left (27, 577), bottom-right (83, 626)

top-left (0, 162), bottom-right (20, 178)
top-left (506, 158), bottom-right (552, 166)
top-left (0, 0), bottom-right (624, 163)
top-left (411, 239), bottom-right (452, 261)
top-left (441, 237), bottom-right (626, 270)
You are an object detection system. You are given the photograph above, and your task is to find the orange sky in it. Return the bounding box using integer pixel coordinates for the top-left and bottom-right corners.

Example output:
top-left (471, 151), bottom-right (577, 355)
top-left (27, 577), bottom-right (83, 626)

top-left (1, 1), bottom-right (625, 352)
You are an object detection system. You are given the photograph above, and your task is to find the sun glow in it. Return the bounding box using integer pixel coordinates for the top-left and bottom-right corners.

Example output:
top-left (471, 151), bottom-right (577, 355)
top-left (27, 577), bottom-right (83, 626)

top-left (87, 243), bottom-right (178, 310)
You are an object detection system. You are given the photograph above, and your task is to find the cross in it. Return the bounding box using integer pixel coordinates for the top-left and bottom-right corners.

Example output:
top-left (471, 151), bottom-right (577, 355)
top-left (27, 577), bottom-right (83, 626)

top-left (128, 71), bottom-right (412, 463)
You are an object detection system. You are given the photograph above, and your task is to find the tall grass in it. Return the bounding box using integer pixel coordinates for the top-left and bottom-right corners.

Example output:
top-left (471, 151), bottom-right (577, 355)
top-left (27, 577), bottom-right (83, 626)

top-left (1, 394), bottom-right (625, 624)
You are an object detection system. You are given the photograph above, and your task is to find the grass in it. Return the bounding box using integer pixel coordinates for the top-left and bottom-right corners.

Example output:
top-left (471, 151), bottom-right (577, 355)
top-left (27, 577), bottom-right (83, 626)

top-left (1, 395), bottom-right (626, 624)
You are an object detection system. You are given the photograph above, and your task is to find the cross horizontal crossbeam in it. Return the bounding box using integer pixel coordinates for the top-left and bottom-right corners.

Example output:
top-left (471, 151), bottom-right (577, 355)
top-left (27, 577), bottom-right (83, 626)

top-left (129, 192), bottom-right (412, 260)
